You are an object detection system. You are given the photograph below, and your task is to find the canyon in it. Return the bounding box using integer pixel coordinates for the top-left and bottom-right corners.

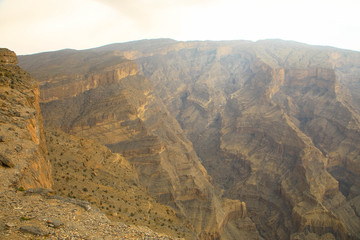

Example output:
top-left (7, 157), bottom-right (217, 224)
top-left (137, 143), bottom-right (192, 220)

top-left (19, 46), bottom-right (253, 239)
top-left (1, 38), bottom-right (359, 239)
top-left (0, 48), bottom-right (183, 239)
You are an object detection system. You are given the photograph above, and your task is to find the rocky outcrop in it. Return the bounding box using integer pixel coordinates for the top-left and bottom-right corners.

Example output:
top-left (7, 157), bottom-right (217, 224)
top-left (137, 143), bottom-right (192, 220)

top-left (0, 48), bottom-right (52, 191)
top-left (19, 50), bottom-right (252, 239)
top-left (40, 60), bottom-right (137, 103)
top-left (0, 48), bottom-right (18, 64)
top-left (19, 50), bottom-right (137, 103)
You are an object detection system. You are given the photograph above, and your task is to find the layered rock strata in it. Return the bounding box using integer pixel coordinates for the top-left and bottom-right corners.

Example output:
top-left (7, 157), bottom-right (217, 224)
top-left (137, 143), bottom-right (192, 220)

top-left (45, 128), bottom-right (196, 239)
top-left (19, 39), bottom-right (360, 239)
top-left (20, 50), bottom-right (253, 239)
top-left (0, 49), bottom-right (175, 240)
top-left (85, 39), bottom-right (360, 239)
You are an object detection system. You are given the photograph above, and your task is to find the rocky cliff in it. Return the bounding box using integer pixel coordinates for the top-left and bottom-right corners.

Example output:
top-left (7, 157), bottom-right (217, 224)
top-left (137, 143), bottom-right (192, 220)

top-left (0, 49), bottom-right (177, 239)
top-left (81, 39), bottom-right (360, 239)
top-left (0, 48), bottom-right (52, 190)
top-left (20, 49), bottom-right (253, 239)
top-left (134, 40), bottom-right (360, 239)
top-left (18, 39), bottom-right (360, 239)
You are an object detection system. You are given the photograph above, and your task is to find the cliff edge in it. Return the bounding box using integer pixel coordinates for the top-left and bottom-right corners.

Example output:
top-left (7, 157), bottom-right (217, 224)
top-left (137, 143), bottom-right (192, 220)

top-left (0, 48), bottom-right (52, 191)
top-left (0, 49), bottom-right (176, 240)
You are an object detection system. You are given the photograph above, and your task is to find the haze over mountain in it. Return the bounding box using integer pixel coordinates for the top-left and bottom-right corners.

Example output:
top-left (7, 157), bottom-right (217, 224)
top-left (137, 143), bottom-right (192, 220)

top-left (0, 39), bottom-right (360, 239)
top-left (1, 0), bottom-right (360, 54)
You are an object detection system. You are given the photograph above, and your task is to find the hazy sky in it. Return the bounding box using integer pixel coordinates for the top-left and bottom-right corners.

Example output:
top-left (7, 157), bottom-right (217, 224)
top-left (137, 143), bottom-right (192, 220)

top-left (1, 0), bottom-right (359, 55)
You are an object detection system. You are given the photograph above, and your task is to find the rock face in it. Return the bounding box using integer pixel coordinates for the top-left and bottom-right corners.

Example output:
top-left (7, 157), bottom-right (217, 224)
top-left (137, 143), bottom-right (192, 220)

top-left (0, 48), bottom-right (52, 191)
top-left (132, 40), bottom-right (360, 239)
top-left (0, 48), bottom-right (18, 65)
top-left (18, 39), bottom-right (360, 239)
top-left (90, 39), bottom-right (360, 239)
top-left (20, 49), bottom-right (253, 239)
top-left (0, 49), bottom-right (175, 240)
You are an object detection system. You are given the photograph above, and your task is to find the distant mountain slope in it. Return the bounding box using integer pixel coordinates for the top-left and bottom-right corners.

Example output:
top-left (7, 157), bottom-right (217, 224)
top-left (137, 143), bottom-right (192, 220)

top-left (131, 39), bottom-right (360, 239)
top-left (19, 39), bottom-right (360, 239)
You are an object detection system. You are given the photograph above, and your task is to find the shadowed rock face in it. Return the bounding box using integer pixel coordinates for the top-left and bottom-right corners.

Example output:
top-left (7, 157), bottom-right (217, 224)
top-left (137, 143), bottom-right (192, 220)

top-left (18, 39), bottom-right (360, 239)
top-left (0, 48), bottom-right (52, 191)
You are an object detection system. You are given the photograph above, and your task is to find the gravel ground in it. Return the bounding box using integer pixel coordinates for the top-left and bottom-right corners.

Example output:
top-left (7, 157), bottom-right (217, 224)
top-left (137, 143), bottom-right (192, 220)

top-left (0, 189), bottom-right (176, 240)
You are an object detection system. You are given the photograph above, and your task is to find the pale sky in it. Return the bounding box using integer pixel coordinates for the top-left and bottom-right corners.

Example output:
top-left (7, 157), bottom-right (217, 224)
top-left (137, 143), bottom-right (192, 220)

top-left (0, 0), bottom-right (359, 55)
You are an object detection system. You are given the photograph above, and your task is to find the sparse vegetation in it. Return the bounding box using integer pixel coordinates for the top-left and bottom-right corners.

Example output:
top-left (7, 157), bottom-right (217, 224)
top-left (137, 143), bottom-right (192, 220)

top-left (20, 216), bottom-right (31, 221)
top-left (45, 128), bottom-right (192, 238)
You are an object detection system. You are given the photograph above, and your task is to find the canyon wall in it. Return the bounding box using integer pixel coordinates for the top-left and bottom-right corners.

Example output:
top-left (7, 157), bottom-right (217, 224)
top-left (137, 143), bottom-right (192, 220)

top-left (20, 49), bottom-right (254, 239)
top-left (0, 48), bottom-right (52, 191)
top-left (19, 39), bottom-right (360, 239)
top-left (95, 39), bottom-right (360, 239)
top-left (0, 49), bottom-right (178, 239)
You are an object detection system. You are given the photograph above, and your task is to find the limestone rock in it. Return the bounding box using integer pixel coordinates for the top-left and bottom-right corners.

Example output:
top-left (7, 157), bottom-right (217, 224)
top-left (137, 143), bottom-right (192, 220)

top-left (5, 222), bottom-right (17, 229)
top-left (46, 218), bottom-right (63, 228)
top-left (0, 48), bottom-right (18, 65)
top-left (0, 49), bottom-right (52, 191)
top-left (19, 225), bottom-right (50, 236)
top-left (0, 153), bottom-right (15, 168)
top-left (24, 188), bottom-right (55, 196)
